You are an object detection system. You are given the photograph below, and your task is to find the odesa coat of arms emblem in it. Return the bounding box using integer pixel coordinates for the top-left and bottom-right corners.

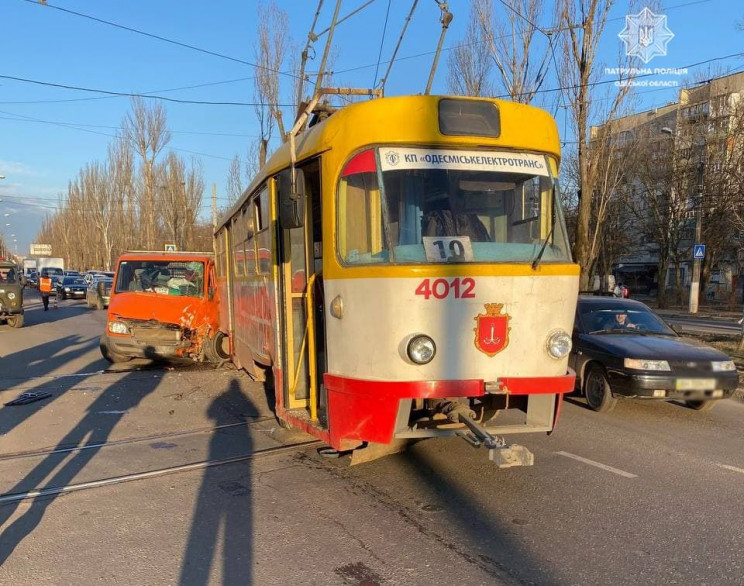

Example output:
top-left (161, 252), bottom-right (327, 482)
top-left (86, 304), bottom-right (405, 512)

top-left (473, 303), bottom-right (511, 357)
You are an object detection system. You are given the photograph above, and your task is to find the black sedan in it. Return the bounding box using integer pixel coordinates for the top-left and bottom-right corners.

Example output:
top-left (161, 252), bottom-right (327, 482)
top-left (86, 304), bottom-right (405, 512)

top-left (570, 296), bottom-right (739, 412)
top-left (56, 276), bottom-right (87, 300)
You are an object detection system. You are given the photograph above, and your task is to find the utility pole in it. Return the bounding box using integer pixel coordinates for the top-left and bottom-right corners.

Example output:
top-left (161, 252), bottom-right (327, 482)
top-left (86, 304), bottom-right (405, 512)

top-left (212, 183), bottom-right (217, 230)
top-left (212, 183), bottom-right (217, 255)
top-left (689, 153), bottom-right (704, 314)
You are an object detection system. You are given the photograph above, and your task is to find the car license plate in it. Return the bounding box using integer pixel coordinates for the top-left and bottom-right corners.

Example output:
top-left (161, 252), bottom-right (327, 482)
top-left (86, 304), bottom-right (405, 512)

top-left (675, 378), bottom-right (716, 390)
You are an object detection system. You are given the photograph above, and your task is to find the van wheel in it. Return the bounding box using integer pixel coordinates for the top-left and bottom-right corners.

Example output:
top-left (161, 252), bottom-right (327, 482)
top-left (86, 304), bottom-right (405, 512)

top-left (100, 336), bottom-right (130, 364)
top-left (204, 332), bottom-right (230, 363)
top-left (7, 315), bottom-right (24, 328)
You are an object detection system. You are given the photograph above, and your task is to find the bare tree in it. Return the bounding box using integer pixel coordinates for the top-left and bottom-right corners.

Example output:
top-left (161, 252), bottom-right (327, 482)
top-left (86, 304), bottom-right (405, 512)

top-left (254, 1), bottom-right (290, 166)
top-left (226, 154), bottom-right (244, 206)
top-left (122, 96), bottom-right (171, 250)
top-left (555, 0), bottom-right (639, 290)
top-left (446, 1), bottom-right (493, 96)
top-left (158, 152), bottom-right (205, 251)
top-left (477, 0), bottom-right (550, 103)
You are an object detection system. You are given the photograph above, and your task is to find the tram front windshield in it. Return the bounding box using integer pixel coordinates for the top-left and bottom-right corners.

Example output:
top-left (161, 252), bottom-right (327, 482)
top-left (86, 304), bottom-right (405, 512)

top-left (337, 147), bottom-right (572, 265)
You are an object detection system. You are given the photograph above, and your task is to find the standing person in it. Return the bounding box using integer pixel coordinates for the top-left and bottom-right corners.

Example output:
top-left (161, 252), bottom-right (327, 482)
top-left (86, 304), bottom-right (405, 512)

top-left (39, 270), bottom-right (53, 311)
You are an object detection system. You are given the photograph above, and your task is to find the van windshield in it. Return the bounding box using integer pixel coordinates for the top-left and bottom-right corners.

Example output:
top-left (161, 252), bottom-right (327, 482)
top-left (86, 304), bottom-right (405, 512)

top-left (114, 261), bottom-right (204, 298)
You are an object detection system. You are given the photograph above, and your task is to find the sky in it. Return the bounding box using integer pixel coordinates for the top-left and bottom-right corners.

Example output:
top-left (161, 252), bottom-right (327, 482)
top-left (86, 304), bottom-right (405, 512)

top-left (1, 0), bottom-right (743, 258)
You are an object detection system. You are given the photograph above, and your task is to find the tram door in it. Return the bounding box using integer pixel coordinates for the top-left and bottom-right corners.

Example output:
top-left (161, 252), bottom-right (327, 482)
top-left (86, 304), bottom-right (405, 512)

top-left (278, 160), bottom-right (325, 423)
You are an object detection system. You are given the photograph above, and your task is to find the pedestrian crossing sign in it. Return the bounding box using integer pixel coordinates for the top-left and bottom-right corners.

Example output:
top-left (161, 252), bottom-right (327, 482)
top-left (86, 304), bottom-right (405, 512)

top-left (693, 244), bottom-right (705, 259)
top-left (165, 244), bottom-right (177, 252)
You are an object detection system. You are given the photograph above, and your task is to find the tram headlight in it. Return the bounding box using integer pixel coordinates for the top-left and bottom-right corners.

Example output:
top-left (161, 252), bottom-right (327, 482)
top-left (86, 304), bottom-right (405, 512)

top-left (407, 335), bottom-right (436, 365)
top-left (108, 320), bottom-right (130, 335)
top-left (546, 330), bottom-right (572, 359)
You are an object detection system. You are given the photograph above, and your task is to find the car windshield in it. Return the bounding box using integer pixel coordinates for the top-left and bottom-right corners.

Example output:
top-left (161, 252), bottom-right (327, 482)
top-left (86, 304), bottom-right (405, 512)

top-left (579, 303), bottom-right (676, 335)
top-left (337, 147), bottom-right (572, 265)
top-left (114, 260), bottom-right (204, 298)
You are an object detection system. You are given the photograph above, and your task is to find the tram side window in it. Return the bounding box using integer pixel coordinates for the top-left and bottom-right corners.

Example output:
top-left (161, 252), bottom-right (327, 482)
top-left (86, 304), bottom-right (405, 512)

top-left (244, 202), bottom-right (258, 277)
top-left (256, 186), bottom-right (271, 275)
top-left (215, 228), bottom-right (226, 278)
top-left (338, 150), bottom-right (386, 264)
top-left (232, 216), bottom-right (245, 277)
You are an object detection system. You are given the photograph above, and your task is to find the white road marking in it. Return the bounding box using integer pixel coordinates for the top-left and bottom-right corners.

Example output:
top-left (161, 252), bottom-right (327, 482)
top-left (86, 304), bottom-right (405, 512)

top-left (555, 451), bottom-right (638, 478)
top-left (718, 464), bottom-right (744, 475)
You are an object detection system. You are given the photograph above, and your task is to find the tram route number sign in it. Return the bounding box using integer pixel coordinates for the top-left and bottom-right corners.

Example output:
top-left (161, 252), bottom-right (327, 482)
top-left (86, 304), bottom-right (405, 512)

top-left (423, 236), bottom-right (474, 262)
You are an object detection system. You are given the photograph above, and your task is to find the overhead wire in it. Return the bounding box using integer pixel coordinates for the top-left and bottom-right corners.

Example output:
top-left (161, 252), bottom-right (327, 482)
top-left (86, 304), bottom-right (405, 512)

top-left (373, 0), bottom-right (393, 87)
top-left (0, 74), bottom-right (297, 108)
top-left (0, 75), bottom-right (260, 106)
top-left (20, 0), bottom-right (301, 81)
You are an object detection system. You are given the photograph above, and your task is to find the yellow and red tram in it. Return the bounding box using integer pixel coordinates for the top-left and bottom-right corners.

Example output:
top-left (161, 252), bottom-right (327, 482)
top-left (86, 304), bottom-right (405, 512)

top-left (215, 95), bottom-right (580, 467)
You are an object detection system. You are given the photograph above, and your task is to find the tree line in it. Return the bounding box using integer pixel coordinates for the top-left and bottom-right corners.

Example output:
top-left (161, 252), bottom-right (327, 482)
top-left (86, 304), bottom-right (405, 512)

top-left (35, 97), bottom-right (210, 272)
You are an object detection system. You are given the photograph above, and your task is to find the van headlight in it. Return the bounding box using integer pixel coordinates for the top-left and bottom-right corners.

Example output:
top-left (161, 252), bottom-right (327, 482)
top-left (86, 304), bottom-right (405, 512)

top-left (546, 330), bottom-right (572, 359)
top-left (108, 321), bottom-right (130, 335)
top-left (407, 335), bottom-right (436, 364)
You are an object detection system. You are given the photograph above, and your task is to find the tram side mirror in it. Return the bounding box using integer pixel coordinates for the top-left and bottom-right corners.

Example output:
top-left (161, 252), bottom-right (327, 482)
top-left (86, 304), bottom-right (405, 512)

top-left (278, 168), bottom-right (305, 229)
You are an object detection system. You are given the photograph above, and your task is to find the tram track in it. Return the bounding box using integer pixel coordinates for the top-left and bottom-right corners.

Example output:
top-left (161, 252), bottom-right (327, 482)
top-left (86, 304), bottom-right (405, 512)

top-left (0, 417), bottom-right (276, 463)
top-left (0, 438), bottom-right (322, 505)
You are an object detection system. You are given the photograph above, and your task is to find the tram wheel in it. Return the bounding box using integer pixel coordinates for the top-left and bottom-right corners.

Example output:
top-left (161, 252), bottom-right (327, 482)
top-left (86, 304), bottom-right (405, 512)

top-left (583, 364), bottom-right (617, 413)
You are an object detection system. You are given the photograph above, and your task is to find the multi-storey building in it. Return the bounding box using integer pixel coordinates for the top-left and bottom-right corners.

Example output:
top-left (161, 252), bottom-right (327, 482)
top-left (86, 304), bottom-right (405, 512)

top-left (590, 72), bottom-right (744, 301)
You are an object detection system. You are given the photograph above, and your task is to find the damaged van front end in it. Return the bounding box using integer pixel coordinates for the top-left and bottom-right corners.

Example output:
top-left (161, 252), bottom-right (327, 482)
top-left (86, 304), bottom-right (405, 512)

top-left (100, 252), bottom-right (229, 364)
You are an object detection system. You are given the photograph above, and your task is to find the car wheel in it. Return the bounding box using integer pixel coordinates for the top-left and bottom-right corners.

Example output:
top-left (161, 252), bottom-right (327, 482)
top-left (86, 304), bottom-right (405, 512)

top-left (60, 291), bottom-right (67, 300)
top-left (686, 399), bottom-right (716, 411)
top-left (7, 314), bottom-right (24, 328)
top-left (583, 364), bottom-right (618, 412)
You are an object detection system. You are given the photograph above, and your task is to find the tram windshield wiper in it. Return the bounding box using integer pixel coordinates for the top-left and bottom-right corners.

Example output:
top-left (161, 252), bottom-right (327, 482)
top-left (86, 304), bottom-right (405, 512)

top-left (531, 186), bottom-right (556, 271)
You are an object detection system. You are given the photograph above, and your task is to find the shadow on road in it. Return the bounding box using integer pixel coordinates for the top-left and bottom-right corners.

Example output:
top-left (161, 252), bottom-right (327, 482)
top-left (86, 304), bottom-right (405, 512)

top-left (0, 368), bottom-right (163, 563)
top-left (179, 378), bottom-right (255, 585)
top-left (0, 336), bottom-right (101, 437)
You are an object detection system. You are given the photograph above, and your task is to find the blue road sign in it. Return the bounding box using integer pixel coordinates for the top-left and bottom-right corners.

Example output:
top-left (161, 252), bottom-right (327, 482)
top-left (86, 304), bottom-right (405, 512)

top-left (694, 244), bottom-right (705, 259)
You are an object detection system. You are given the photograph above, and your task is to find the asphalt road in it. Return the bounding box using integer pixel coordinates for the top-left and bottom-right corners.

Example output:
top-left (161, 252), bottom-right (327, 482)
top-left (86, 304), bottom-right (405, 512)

top-left (1, 290), bottom-right (743, 585)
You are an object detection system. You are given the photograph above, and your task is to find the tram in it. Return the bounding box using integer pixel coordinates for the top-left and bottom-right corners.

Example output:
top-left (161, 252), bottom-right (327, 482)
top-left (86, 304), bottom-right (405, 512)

top-left (215, 95), bottom-right (580, 467)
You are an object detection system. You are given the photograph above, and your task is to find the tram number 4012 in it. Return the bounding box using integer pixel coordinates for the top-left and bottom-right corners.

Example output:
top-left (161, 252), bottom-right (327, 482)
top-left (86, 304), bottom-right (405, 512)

top-left (415, 277), bottom-right (475, 300)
